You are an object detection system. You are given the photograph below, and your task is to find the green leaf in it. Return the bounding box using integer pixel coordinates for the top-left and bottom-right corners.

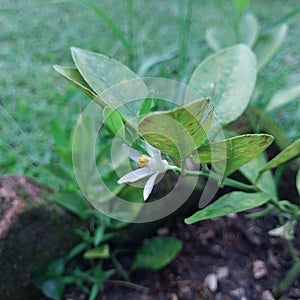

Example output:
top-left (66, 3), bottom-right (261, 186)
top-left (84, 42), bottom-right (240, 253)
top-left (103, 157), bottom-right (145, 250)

top-left (67, 242), bottom-right (87, 261)
top-left (89, 283), bottom-right (100, 300)
top-left (239, 13), bottom-right (259, 47)
top-left (103, 107), bottom-right (126, 140)
top-left (51, 191), bottom-right (90, 219)
top-left (44, 164), bottom-right (74, 183)
top-left (231, 0), bottom-right (249, 13)
top-left (139, 91), bottom-right (154, 119)
top-left (240, 153), bottom-right (277, 199)
top-left (131, 236), bottom-right (182, 271)
top-left (266, 85), bottom-right (300, 111)
top-left (52, 146), bottom-right (73, 167)
top-left (194, 134), bottom-right (274, 177)
top-left (188, 44), bottom-right (256, 125)
top-left (253, 24), bottom-right (288, 70)
top-left (42, 278), bottom-right (65, 300)
top-left (138, 98), bottom-right (213, 160)
top-left (71, 47), bottom-right (148, 125)
top-left (83, 244), bottom-right (110, 259)
top-left (53, 65), bottom-right (96, 98)
top-left (259, 139), bottom-right (300, 174)
top-left (94, 226), bottom-right (104, 247)
top-left (47, 259), bottom-right (66, 277)
top-left (185, 191), bottom-right (270, 224)
top-left (50, 120), bottom-right (69, 147)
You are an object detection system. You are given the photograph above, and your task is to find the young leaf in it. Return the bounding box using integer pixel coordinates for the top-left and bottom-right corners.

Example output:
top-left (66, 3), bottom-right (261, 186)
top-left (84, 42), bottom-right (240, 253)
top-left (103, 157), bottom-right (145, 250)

top-left (138, 98), bottom-right (212, 160)
top-left (188, 44), bottom-right (256, 125)
top-left (53, 65), bottom-right (96, 99)
top-left (131, 236), bottom-right (182, 271)
top-left (259, 139), bottom-right (300, 174)
top-left (193, 134), bottom-right (274, 177)
top-left (103, 107), bottom-right (126, 140)
top-left (266, 85), bottom-right (300, 112)
top-left (253, 24), bottom-right (288, 70)
top-left (185, 191), bottom-right (270, 224)
top-left (83, 244), bottom-right (110, 259)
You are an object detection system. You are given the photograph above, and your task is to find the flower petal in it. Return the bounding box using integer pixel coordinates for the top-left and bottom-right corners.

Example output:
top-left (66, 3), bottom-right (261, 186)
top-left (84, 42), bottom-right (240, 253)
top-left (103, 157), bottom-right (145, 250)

top-left (118, 167), bottom-right (151, 183)
top-left (145, 141), bottom-right (161, 158)
top-left (143, 171), bottom-right (160, 201)
top-left (122, 143), bottom-right (142, 162)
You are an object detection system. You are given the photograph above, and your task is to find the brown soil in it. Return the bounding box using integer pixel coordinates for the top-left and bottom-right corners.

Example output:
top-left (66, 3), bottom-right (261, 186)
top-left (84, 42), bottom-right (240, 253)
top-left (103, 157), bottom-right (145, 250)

top-left (64, 212), bottom-right (299, 300)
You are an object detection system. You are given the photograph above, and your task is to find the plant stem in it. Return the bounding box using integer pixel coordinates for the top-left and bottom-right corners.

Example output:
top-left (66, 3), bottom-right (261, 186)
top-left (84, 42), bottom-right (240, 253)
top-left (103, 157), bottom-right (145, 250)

top-left (110, 251), bottom-right (130, 281)
top-left (175, 168), bottom-right (257, 192)
top-left (274, 261), bottom-right (300, 298)
top-left (287, 238), bottom-right (300, 264)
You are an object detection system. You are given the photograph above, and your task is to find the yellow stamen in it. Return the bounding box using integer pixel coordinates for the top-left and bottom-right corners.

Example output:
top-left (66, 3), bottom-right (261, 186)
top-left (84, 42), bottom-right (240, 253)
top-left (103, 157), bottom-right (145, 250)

top-left (138, 155), bottom-right (149, 167)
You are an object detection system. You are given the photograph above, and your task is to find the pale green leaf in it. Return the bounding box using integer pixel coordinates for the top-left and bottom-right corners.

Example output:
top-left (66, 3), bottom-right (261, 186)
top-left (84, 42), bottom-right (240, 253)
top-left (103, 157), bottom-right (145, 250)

top-left (253, 24), bottom-right (288, 70)
top-left (71, 47), bottom-right (148, 125)
top-left (131, 236), bottom-right (182, 271)
top-left (83, 244), bottom-right (110, 259)
top-left (205, 26), bottom-right (237, 51)
top-left (185, 191), bottom-right (270, 224)
top-left (259, 139), bottom-right (300, 174)
top-left (240, 153), bottom-right (277, 199)
top-left (53, 65), bottom-right (96, 99)
top-left (188, 44), bottom-right (256, 125)
top-left (266, 85), bottom-right (300, 111)
top-left (194, 134), bottom-right (274, 177)
top-left (240, 13), bottom-right (259, 47)
top-left (138, 98), bottom-right (212, 160)
top-left (71, 47), bottom-right (138, 95)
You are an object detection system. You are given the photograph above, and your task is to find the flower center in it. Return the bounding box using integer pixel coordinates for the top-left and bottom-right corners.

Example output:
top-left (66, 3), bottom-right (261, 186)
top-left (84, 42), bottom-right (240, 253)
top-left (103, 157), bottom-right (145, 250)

top-left (138, 155), bottom-right (149, 167)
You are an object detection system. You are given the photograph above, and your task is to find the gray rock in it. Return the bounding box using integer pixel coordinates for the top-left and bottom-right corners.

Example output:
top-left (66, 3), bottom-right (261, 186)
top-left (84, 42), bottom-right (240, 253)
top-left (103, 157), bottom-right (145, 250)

top-left (0, 175), bottom-right (80, 300)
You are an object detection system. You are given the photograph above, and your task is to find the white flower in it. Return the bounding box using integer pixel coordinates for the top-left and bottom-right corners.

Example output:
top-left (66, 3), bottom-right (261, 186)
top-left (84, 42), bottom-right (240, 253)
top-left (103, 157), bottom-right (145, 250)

top-left (117, 142), bottom-right (174, 201)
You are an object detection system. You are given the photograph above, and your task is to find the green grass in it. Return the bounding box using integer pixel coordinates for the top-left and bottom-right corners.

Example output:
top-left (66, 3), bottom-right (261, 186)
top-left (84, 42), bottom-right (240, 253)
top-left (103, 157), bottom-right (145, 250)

top-left (0, 0), bottom-right (299, 181)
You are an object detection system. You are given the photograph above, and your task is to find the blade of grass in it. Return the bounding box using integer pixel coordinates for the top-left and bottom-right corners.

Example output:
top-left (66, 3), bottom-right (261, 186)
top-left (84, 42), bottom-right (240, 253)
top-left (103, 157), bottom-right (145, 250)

top-left (260, 7), bottom-right (300, 34)
top-left (178, 0), bottom-right (193, 77)
top-left (79, 0), bottom-right (131, 50)
top-left (0, 0), bottom-right (67, 12)
top-left (127, 0), bottom-right (134, 67)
